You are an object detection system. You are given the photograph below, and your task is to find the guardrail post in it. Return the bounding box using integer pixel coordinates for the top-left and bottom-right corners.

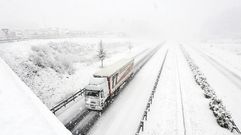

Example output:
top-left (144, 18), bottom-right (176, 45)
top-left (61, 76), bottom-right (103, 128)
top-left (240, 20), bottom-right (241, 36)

top-left (144, 110), bottom-right (148, 120)
top-left (140, 120), bottom-right (144, 132)
top-left (149, 97), bottom-right (152, 104)
top-left (147, 103), bottom-right (150, 111)
top-left (152, 91), bottom-right (155, 98)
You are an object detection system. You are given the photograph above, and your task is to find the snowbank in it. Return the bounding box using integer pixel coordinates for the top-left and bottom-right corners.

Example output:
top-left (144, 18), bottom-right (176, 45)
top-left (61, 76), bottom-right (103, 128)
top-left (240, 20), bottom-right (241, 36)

top-left (0, 58), bottom-right (71, 135)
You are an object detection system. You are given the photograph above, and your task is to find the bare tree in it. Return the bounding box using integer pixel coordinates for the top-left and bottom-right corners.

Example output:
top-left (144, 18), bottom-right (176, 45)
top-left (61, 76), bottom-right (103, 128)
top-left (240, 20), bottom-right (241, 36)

top-left (97, 40), bottom-right (106, 68)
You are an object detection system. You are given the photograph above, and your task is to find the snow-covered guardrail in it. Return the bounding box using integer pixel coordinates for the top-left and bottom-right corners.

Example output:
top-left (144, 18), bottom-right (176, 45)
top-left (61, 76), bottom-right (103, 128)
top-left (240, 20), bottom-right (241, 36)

top-left (135, 50), bottom-right (168, 135)
top-left (50, 89), bottom-right (85, 114)
top-left (180, 45), bottom-right (241, 134)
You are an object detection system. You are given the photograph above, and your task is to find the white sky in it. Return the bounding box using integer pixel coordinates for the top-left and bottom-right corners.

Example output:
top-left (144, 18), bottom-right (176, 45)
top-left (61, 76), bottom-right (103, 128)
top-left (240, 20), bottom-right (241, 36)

top-left (0, 0), bottom-right (241, 39)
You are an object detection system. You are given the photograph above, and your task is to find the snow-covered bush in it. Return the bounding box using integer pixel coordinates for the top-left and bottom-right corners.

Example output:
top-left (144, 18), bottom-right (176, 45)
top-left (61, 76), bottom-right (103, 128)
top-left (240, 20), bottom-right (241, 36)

top-left (203, 87), bottom-right (216, 98)
top-left (209, 97), bottom-right (233, 129)
top-left (12, 60), bottom-right (41, 88)
top-left (180, 45), bottom-right (239, 133)
top-left (29, 43), bottom-right (75, 75)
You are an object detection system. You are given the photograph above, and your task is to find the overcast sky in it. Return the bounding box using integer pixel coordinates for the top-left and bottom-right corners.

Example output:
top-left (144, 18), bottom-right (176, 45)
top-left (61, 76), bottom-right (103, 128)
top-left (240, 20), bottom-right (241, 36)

top-left (0, 0), bottom-right (241, 40)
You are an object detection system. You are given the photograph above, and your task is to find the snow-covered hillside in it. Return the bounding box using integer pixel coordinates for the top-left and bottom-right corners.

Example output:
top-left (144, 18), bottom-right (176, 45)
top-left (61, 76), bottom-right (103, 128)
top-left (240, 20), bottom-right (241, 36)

top-left (0, 37), bottom-right (152, 108)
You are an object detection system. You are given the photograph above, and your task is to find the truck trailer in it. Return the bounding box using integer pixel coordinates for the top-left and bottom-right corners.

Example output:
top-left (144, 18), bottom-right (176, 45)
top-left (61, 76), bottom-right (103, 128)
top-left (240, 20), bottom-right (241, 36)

top-left (84, 58), bottom-right (134, 110)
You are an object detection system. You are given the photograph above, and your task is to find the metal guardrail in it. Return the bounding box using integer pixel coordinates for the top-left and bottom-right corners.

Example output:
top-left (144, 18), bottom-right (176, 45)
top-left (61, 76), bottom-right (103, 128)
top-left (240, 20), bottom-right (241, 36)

top-left (135, 50), bottom-right (168, 135)
top-left (50, 89), bottom-right (85, 114)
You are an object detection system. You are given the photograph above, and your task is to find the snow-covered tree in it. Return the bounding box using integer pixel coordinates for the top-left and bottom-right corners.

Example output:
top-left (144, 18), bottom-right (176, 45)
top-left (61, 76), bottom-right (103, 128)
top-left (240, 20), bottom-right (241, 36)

top-left (97, 40), bottom-right (106, 68)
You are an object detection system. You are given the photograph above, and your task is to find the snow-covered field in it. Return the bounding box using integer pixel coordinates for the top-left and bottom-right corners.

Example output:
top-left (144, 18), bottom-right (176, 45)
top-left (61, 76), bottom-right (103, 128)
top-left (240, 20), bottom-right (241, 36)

top-left (0, 37), bottom-right (153, 108)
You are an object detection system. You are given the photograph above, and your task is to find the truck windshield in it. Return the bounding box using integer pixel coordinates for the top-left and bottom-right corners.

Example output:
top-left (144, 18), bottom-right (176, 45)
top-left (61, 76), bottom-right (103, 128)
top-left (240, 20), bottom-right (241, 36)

top-left (85, 90), bottom-right (99, 97)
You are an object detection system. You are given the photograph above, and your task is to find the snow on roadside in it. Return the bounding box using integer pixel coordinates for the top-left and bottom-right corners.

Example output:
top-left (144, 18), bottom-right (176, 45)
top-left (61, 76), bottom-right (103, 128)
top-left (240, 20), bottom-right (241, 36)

top-left (0, 58), bottom-right (71, 135)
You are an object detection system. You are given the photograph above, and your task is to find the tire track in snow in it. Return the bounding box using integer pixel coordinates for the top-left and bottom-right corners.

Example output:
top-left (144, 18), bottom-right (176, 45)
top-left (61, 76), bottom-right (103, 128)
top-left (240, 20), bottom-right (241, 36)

top-left (176, 54), bottom-right (187, 135)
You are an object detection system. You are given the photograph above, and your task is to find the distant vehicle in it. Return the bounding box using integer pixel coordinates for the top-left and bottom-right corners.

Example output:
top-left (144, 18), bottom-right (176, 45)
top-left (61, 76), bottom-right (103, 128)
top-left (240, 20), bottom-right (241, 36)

top-left (84, 58), bottom-right (134, 110)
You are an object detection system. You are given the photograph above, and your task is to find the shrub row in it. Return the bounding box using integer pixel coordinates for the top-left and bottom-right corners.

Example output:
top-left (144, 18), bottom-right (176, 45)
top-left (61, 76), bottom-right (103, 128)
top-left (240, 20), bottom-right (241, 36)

top-left (180, 46), bottom-right (240, 133)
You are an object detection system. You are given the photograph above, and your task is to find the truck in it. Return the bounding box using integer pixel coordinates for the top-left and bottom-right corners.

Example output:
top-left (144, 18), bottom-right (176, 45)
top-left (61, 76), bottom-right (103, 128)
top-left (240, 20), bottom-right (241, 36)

top-left (84, 57), bottom-right (134, 110)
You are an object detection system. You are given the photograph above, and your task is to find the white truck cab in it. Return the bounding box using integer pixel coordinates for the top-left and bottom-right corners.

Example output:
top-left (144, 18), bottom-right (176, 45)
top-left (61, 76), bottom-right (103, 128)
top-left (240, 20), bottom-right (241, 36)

top-left (84, 77), bottom-right (109, 110)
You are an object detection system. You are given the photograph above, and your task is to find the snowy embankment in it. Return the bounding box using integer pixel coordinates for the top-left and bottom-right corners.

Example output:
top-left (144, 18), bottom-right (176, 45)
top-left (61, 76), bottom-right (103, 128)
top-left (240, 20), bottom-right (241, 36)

top-left (0, 37), bottom-right (152, 108)
top-left (0, 58), bottom-right (71, 135)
